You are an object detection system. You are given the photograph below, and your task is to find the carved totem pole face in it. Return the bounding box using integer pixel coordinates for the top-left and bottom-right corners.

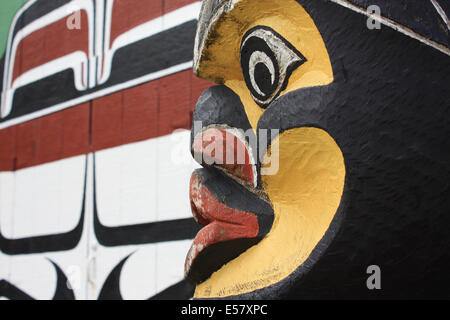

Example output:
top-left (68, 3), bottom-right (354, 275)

top-left (185, 0), bottom-right (344, 298)
top-left (185, 0), bottom-right (450, 299)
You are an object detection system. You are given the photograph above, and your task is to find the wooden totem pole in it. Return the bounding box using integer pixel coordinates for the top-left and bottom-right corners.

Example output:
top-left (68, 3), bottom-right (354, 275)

top-left (185, 0), bottom-right (450, 299)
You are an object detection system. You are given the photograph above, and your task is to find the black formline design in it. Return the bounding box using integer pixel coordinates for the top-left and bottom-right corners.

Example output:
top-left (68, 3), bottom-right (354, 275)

top-left (92, 153), bottom-right (201, 247)
top-left (0, 259), bottom-right (75, 300)
top-left (97, 253), bottom-right (132, 300)
top-left (1, 0), bottom-right (201, 128)
top-left (0, 280), bottom-right (34, 300)
top-left (98, 252), bottom-right (194, 300)
top-left (2, 21), bottom-right (197, 123)
top-left (0, 156), bottom-right (88, 256)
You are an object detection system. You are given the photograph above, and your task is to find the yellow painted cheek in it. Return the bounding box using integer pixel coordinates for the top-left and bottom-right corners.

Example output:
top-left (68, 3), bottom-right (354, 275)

top-left (193, 0), bottom-right (338, 299)
top-left (194, 127), bottom-right (346, 298)
top-left (212, 1), bottom-right (333, 131)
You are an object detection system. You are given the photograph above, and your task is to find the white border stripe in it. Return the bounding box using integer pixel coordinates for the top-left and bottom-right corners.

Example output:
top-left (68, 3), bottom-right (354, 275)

top-left (0, 61), bottom-right (193, 130)
top-left (329, 0), bottom-right (450, 56)
top-left (430, 0), bottom-right (450, 30)
top-left (0, 1), bottom-right (201, 130)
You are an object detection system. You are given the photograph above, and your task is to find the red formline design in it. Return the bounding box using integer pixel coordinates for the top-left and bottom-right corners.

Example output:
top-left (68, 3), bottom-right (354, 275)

top-left (110, 0), bottom-right (199, 48)
top-left (1, 0), bottom-right (202, 127)
top-left (12, 11), bottom-right (90, 83)
top-left (0, 69), bottom-right (213, 172)
top-left (9, 0), bottom-right (200, 83)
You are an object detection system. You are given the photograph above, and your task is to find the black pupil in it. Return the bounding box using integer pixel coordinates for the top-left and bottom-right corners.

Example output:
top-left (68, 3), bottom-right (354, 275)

top-left (254, 62), bottom-right (274, 97)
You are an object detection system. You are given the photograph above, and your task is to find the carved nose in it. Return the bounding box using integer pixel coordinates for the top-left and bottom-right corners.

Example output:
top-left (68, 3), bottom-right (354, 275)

top-left (191, 85), bottom-right (254, 135)
top-left (192, 127), bottom-right (257, 187)
top-left (190, 85), bottom-right (259, 187)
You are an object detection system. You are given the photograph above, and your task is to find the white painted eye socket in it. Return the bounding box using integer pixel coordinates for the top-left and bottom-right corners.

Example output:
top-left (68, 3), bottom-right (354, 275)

top-left (240, 26), bottom-right (306, 108)
top-left (248, 50), bottom-right (276, 96)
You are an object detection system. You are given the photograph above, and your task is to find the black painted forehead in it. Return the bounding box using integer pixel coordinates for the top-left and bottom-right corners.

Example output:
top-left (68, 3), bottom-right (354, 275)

top-left (344, 0), bottom-right (448, 48)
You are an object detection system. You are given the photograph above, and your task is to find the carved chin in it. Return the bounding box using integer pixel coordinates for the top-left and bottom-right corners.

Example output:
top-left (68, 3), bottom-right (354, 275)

top-left (184, 168), bottom-right (273, 284)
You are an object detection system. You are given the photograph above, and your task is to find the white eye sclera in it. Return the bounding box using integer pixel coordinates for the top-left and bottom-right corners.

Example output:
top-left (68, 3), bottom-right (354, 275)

top-left (240, 26), bottom-right (306, 108)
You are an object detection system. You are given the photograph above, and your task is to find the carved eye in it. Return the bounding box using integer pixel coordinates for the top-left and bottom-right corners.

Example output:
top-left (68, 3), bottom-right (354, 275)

top-left (240, 26), bottom-right (306, 108)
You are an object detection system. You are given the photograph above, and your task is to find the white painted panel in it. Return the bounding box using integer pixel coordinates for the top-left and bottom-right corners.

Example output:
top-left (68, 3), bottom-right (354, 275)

top-left (119, 246), bottom-right (157, 300)
top-left (0, 156), bottom-right (91, 300)
top-left (95, 130), bottom-right (200, 227)
top-left (0, 172), bottom-right (15, 238)
top-left (0, 252), bottom-right (11, 284)
top-left (0, 155), bottom-right (85, 239)
top-left (0, 248), bottom-right (90, 300)
top-left (156, 130), bottom-right (200, 221)
top-left (0, 134), bottom-right (197, 300)
top-left (155, 240), bottom-right (192, 293)
top-left (95, 140), bottom-right (158, 227)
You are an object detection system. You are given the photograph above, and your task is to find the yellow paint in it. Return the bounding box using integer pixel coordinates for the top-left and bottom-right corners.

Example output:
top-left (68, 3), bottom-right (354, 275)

top-left (193, 0), bottom-right (343, 298)
top-left (196, 0), bottom-right (333, 130)
top-left (195, 128), bottom-right (346, 298)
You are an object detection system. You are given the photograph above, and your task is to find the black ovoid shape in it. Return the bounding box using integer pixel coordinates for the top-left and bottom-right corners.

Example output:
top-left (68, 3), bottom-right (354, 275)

top-left (98, 253), bottom-right (194, 300)
top-left (92, 153), bottom-right (200, 246)
top-left (0, 259), bottom-right (75, 300)
top-left (240, 26), bottom-right (306, 108)
top-left (254, 62), bottom-right (275, 96)
top-left (241, 36), bottom-right (280, 103)
top-left (0, 156), bottom-right (88, 255)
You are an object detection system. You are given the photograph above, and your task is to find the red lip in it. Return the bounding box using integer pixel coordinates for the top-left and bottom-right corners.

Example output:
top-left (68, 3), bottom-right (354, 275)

top-left (185, 125), bottom-right (273, 284)
top-left (185, 171), bottom-right (259, 278)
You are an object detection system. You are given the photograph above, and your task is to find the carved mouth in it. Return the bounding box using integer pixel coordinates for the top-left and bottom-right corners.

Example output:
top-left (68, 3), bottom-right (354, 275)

top-left (184, 128), bottom-right (274, 284)
top-left (185, 169), bottom-right (273, 284)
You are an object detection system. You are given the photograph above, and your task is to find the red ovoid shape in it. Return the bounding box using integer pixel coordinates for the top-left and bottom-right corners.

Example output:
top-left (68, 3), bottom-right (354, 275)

top-left (192, 128), bottom-right (257, 187)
